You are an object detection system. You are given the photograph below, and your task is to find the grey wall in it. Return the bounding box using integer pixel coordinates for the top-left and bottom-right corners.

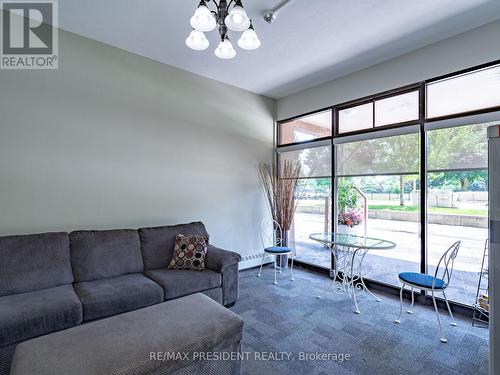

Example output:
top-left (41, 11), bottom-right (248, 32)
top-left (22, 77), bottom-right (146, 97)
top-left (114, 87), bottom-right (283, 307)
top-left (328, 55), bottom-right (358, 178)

top-left (277, 19), bottom-right (500, 120)
top-left (0, 29), bottom-right (275, 258)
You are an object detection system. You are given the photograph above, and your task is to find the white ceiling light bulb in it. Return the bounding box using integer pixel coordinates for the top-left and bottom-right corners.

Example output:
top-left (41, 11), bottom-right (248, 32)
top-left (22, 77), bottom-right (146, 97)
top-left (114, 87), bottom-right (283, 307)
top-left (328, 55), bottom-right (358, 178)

top-left (237, 25), bottom-right (261, 50)
top-left (190, 0), bottom-right (216, 32)
top-left (215, 38), bottom-right (236, 59)
top-left (225, 1), bottom-right (250, 31)
top-left (186, 29), bottom-right (209, 51)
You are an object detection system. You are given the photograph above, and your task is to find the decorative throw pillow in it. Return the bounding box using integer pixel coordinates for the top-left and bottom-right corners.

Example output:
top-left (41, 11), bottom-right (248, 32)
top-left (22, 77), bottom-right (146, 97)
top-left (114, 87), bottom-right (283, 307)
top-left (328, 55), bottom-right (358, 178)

top-left (168, 234), bottom-right (209, 271)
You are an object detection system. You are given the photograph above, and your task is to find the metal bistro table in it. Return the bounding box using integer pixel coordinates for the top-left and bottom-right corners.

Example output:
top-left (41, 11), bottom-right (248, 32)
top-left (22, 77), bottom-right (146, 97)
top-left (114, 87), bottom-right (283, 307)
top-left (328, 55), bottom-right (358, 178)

top-left (309, 232), bottom-right (396, 314)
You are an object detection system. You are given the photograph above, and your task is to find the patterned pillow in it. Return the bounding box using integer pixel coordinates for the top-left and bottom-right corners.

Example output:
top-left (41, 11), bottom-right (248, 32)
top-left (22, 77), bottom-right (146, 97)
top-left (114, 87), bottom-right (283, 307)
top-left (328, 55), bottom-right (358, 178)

top-left (168, 234), bottom-right (209, 271)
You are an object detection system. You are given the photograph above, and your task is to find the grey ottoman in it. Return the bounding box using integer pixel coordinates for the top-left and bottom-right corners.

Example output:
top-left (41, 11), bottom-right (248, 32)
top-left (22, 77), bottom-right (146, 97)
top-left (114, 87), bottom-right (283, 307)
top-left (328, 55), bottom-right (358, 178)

top-left (10, 293), bottom-right (244, 375)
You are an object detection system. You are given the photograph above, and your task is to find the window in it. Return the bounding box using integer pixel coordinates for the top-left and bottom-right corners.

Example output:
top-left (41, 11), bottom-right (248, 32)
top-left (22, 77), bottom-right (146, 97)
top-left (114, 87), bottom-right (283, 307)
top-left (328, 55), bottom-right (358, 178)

top-left (427, 64), bottom-right (500, 119)
top-left (375, 91), bottom-right (419, 127)
top-left (279, 146), bottom-right (331, 178)
top-left (426, 123), bottom-right (490, 305)
top-left (336, 133), bottom-right (420, 177)
top-left (279, 110), bottom-right (332, 145)
top-left (338, 90), bottom-right (420, 135)
top-left (338, 103), bottom-right (373, 134)
top-left (292, 178), bottom-right (332, 269)
top-left (275, 61), bottom-right (499, 309)
top-left (278, 145), bottom-right (332, 269)
top-left (427, 124), bottom-right (488, 172)
top-left (335, 132), bottom-right (421, 287)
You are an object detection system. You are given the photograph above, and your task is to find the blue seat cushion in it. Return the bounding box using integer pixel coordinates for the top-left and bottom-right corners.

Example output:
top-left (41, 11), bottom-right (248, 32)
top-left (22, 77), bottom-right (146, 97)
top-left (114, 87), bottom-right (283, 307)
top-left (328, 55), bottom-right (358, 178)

top-left (399, 272), bottom-right (446, 289)
top-left (264, 246), bottom-right (292, 254)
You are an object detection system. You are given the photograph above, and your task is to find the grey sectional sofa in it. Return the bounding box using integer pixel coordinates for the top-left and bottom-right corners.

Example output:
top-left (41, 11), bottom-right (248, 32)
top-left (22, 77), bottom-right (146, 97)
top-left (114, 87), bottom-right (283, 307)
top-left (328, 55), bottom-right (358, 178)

top-left (0, 221), bottom-right (241, 375)
top-left (10, 294), bottom-right (244, 375)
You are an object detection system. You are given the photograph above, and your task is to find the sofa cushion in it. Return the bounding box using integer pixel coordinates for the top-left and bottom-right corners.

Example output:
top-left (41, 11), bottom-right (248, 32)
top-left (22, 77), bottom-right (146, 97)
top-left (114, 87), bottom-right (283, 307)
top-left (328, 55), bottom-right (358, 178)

top-left (139, 222), bottom-right (208, 271)
top-left (0, 285), bottom-right (82, 347)
top-left (73, 274), bottom-right (164, 321)
top-left (168, 234), bottom-right (208, 271)
top-left (70, 229), bottom-right (143, 282)
top-left (144, 269), bottom-right (222, 300)
top-left (0, 232), bottom-right (73, 297)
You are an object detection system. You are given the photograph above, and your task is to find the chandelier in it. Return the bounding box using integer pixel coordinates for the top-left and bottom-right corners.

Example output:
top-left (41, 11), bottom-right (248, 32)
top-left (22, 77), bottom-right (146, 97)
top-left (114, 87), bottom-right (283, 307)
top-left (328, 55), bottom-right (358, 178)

top-left (186, 0), bottom-right (261, 59)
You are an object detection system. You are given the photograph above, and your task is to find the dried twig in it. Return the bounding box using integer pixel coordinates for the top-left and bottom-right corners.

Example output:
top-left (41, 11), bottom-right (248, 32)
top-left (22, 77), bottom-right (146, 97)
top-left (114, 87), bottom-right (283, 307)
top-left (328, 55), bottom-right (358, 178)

top-left (258, 160), bottom-right (302, 231)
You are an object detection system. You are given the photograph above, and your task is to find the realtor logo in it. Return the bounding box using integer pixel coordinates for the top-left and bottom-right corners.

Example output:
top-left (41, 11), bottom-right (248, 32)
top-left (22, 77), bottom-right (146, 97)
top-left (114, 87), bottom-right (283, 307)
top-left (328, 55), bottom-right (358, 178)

top-left (1, 0), bottom-right (58, 69)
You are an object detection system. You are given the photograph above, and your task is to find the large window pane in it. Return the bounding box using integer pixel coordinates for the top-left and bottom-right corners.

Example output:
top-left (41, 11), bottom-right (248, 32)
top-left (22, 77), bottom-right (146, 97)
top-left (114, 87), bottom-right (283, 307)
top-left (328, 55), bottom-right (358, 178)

top-left (279, 146), bottom-right (331, 178)
top-left (426, 122), bottom-right (490, 306)
top-left (336, 167), bottom-right (421, 286)
top-left (338, 103), bottom-right (373, 134)
top-left (279, 144), bottom-right (332, 269)
top-left (427, 64), bottom-right (500, 118)
top-left (427, 123), bottom-right (488, 171)
top-left (292, 178), bottom-right (332, 269)
top-left (336, 133), bottom-right (420, 177)
top-left (375, 91), bottom-right (419, 127)
top-left (279, 110), bottom-right (332, 145)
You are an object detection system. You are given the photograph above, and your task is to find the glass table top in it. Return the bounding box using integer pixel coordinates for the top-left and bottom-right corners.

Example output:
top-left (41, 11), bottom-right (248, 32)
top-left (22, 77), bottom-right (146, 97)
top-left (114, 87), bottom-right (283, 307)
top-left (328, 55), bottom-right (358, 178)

top-left (309, 232), bottom-right (396, 250)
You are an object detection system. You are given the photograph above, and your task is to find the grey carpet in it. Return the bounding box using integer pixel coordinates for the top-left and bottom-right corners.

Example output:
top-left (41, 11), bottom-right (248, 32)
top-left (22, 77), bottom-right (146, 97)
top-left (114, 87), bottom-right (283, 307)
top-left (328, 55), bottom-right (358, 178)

top-left (231, 267), bottom-right (488, 375)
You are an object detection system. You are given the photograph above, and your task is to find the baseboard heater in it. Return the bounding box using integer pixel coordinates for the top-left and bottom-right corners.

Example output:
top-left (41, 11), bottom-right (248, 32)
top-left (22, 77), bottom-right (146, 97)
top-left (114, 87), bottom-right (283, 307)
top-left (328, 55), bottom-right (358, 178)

top-left (239, 253), bottom-right (273, 270)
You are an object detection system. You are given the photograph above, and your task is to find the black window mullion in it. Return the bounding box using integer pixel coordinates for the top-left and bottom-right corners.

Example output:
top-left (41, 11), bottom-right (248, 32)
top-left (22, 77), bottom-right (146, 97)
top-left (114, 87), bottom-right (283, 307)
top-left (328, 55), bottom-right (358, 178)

top-left (372, 100), bottom-right (376, 130)
top-left (331, 110), bottom-right (337, 277)
top-left (419, 82), bottom-right (428, 301)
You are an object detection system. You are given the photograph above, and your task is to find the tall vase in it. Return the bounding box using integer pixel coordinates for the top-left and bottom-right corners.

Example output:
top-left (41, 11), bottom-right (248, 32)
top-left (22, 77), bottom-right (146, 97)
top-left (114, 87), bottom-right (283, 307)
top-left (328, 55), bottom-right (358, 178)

top-left (276, 229), bottom-right (290, 269)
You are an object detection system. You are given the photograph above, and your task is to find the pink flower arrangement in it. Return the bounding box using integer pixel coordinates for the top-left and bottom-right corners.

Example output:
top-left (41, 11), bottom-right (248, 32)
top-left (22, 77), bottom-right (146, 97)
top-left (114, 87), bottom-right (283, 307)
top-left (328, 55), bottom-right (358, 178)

top-left (338, 209), bottom-right (363, 227)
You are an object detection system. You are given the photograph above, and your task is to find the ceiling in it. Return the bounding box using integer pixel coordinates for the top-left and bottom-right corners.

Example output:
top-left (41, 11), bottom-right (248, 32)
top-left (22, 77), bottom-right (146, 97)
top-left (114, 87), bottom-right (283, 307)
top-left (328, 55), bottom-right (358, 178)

top-left (56, 0), bottom-right (500, 98)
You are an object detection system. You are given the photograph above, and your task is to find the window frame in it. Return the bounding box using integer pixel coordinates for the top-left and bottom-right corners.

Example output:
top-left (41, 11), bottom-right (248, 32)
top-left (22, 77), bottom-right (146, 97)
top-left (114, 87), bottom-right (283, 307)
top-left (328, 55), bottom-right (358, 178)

top-left (275, 59), bottom-right (500, 312)
top-left (334, 83), bottom-right (422, 137)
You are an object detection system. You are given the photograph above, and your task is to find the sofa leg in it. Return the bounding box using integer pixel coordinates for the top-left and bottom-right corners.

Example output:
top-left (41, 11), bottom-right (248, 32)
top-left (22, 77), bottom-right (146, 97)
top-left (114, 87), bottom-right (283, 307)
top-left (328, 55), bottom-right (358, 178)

top-left (224, 302), bottom-right (236, 308)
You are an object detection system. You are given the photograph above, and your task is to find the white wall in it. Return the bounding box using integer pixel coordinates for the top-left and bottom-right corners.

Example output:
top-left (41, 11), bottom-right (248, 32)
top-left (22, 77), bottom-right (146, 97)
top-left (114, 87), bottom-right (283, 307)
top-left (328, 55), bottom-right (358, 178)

top-left (277, 19), bottom-right (500, 120)
top-left (0, 29), bottom-right (275, 258)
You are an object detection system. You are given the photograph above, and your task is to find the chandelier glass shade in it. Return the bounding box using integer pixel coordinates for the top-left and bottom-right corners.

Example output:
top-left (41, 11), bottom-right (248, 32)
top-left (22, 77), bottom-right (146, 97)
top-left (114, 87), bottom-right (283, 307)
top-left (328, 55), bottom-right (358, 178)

top-left (237, 26), bottom-right (261, 50)
top-left (225, 5), bottom-right (250, 31)
top-left (215, 38), bottom-right (236, 59)
top-left (185, 29), bottom-right (210, 50)
top-left (187, 0), bottom-right (260, 59)
top-left (190, 3), bottom-right (217, 32)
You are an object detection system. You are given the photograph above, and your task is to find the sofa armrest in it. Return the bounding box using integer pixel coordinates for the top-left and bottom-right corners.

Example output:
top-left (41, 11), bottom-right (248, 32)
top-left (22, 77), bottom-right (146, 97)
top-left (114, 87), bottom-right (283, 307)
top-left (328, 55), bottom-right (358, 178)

top-left (206, 245), bottom-right (241, 273)
top-left (206, 245), bottom-right (241, 306)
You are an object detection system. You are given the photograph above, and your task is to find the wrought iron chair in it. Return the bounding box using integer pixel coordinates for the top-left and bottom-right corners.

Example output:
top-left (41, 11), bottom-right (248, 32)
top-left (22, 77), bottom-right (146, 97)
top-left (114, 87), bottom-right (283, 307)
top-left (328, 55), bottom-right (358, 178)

top-left (258, 219), bottom-right (294, 285)
top-left (394, 241), bottom-right (461, 343)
